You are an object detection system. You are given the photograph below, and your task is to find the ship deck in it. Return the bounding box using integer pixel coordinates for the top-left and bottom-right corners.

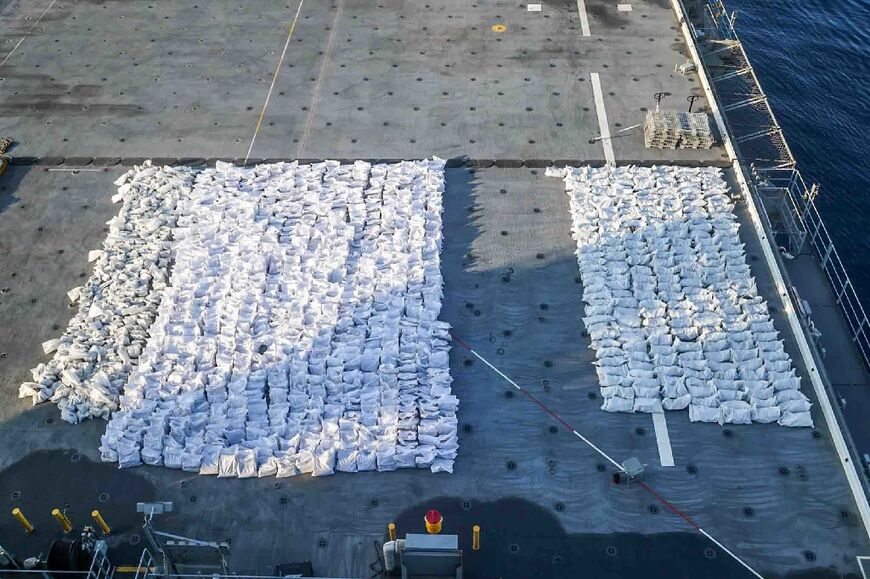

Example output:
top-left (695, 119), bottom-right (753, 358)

top-left (0, 0), bottom-right (868, 577)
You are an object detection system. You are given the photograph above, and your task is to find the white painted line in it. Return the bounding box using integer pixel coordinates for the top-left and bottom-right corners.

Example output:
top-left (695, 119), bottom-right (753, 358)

top-left (0, 0), bottom-right (56, 69)
top-left (670, 0), bottom-right (870, 543)
top-left (617, 3), bottom-right (633, 12)
top-left (698, 529), bottom-right (765, 579)
top-left (858, 556), bottom-right (870, 579)
top-left (651, 413), bottom-right (675, 467)
top-left (576, 0), bottom-right (591, 36)
top-left (589, 72), bottom-right (616, 165)
top-left (459, 341), bottom-right (625, 472)
top-left (244, 0), bottom-right (306, 162)
top-left (527, 3), bottom-right (542, 12)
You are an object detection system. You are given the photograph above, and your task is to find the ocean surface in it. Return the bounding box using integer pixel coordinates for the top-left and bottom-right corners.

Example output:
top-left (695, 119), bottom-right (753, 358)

top-left (724, 0), bottom-right (870, 307)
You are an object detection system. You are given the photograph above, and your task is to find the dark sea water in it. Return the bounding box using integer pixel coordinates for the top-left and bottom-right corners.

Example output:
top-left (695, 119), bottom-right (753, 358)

top-left (724, 0), bottom-right (870, 306)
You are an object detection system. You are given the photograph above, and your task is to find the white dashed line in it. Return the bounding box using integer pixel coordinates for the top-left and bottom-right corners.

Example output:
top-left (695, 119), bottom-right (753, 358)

top-left (617, 3), bottom-right (633, 12)
top-left (589, 72), bottom-right (615, 164)
top-left (651, 413), bottom-right (675, 467)
top-left (576, 0), bottom-right (591, 36)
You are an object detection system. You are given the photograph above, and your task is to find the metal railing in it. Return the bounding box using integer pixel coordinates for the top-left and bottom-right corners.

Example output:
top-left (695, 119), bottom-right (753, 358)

top-left (751, 166), bottom-right (870, 368)
top-left (687, 0), bottom-right (870, 372)
top-left (132, 548), bottom-right (156, 579)
top-left (130, 548), bottom-right (315, 579)
top-left (86, 547), bottom-right (114, 579)
top-left (692, 0), bottom-right (795, 170)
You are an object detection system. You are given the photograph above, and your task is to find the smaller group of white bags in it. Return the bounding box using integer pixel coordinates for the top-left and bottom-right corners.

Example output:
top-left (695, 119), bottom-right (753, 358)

top-left (99, 159), bottom-right (457, 477)
top-left (19, 162), bottom-right (196, 423)
top-left (549, 165), bottom-right (812, 427)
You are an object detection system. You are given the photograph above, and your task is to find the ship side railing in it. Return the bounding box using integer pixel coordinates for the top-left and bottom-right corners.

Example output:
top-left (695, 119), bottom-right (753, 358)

top-left (750, 166), bottom-right (870, 367)
top-left (687, 0), bottom-right (870, 373)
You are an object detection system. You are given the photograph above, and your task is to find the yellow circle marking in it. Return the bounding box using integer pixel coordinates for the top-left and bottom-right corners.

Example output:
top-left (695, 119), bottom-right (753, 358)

top-left (491, 24), bottom-right (507, 33)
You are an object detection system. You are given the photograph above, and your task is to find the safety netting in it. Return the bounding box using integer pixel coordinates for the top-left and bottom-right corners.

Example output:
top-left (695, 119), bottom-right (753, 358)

top-left (22, 158), bottom-right (458, 476)
top-left (548, 165), bottom-right (813, 427)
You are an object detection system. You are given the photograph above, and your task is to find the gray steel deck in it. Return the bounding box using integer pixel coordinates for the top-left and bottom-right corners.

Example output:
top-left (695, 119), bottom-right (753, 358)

top-left (0, 0), bottom-right (867, 577)
top-left (0, 0), bottom-right (722, 164)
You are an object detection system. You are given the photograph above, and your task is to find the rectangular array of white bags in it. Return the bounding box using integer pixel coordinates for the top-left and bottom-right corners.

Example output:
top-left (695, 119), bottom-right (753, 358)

top-left (100, 159), bottom-right (456, 476)
top-left (23, 158), bottom-right (457, 477)
top-left (548, 165), bottom-right (813, 427)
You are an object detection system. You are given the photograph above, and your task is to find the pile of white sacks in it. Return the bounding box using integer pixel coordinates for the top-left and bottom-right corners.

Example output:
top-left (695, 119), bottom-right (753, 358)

top-left (548, 165), bottom-right (813, 427)
top-left (19, 162), bottom-right (195, 423)
top-left (100, 159), bottom-right (456, 476)
top-left (25, 158), bottom-right (458, 477)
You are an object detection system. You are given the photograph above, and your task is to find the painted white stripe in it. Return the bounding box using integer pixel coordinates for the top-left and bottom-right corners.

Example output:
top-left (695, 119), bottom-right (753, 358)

top-left (589, 72), bottom-right (616, 165)
top-left (617, 3), bottom-right (633, 12)
top-left (244, 0), bottom-right (306, 162)
top-left (858, 556), bottom-right (870, 579)
top-left (670, 0), bottom-right (870, 542)
top-left (651, 412), bottom-right (675, 467)
top-left (463, 344), bottom-right (624, 471)
top-left (464, 337), bottom-right (764, 578)
top-left (699, 529), bottom-right (765, 579)
top-left (576, 0), bottom-right (591, 36)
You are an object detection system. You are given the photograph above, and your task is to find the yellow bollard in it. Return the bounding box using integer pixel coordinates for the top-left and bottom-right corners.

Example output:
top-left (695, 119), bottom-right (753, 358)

top-left (388, 522), bottom-right (397, 542)
top-left (472, 525), bottom-right (480, 551)
top-left (91, 510), bottom-right (111, 534)
top-left (51, 508), bottom-right (73, 534)
top-left (12, 508), bottom-right (35, 534)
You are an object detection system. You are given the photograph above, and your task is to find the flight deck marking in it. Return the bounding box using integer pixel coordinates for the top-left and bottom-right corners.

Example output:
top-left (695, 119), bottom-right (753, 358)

top-left (576, 0), bottom-right (591, 36)
top-left (296, 0), bottom-right (344, 158)
top-left (589, 73), bottom-right (616, 164)
top-left (450, 333), bottom-right (624, 471)
top-left (617, 4), bottom-right (633, 12)
top-left (651, 412), bottom-right (675, 467)
top-left (0, 0), bottom-right (57, 70)
top-left (244, 0), bottom-right (306, 163)
top-left (857, 556), bottom-right (870, 579)
top-left (452, 331), bottom-right (766, 578)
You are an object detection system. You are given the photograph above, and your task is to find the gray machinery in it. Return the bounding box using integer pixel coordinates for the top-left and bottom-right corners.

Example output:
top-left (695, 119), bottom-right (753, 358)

top-left (136, 501), bottom-right (230, 576)
top-left (383, 533), bottom-right (463, 579)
